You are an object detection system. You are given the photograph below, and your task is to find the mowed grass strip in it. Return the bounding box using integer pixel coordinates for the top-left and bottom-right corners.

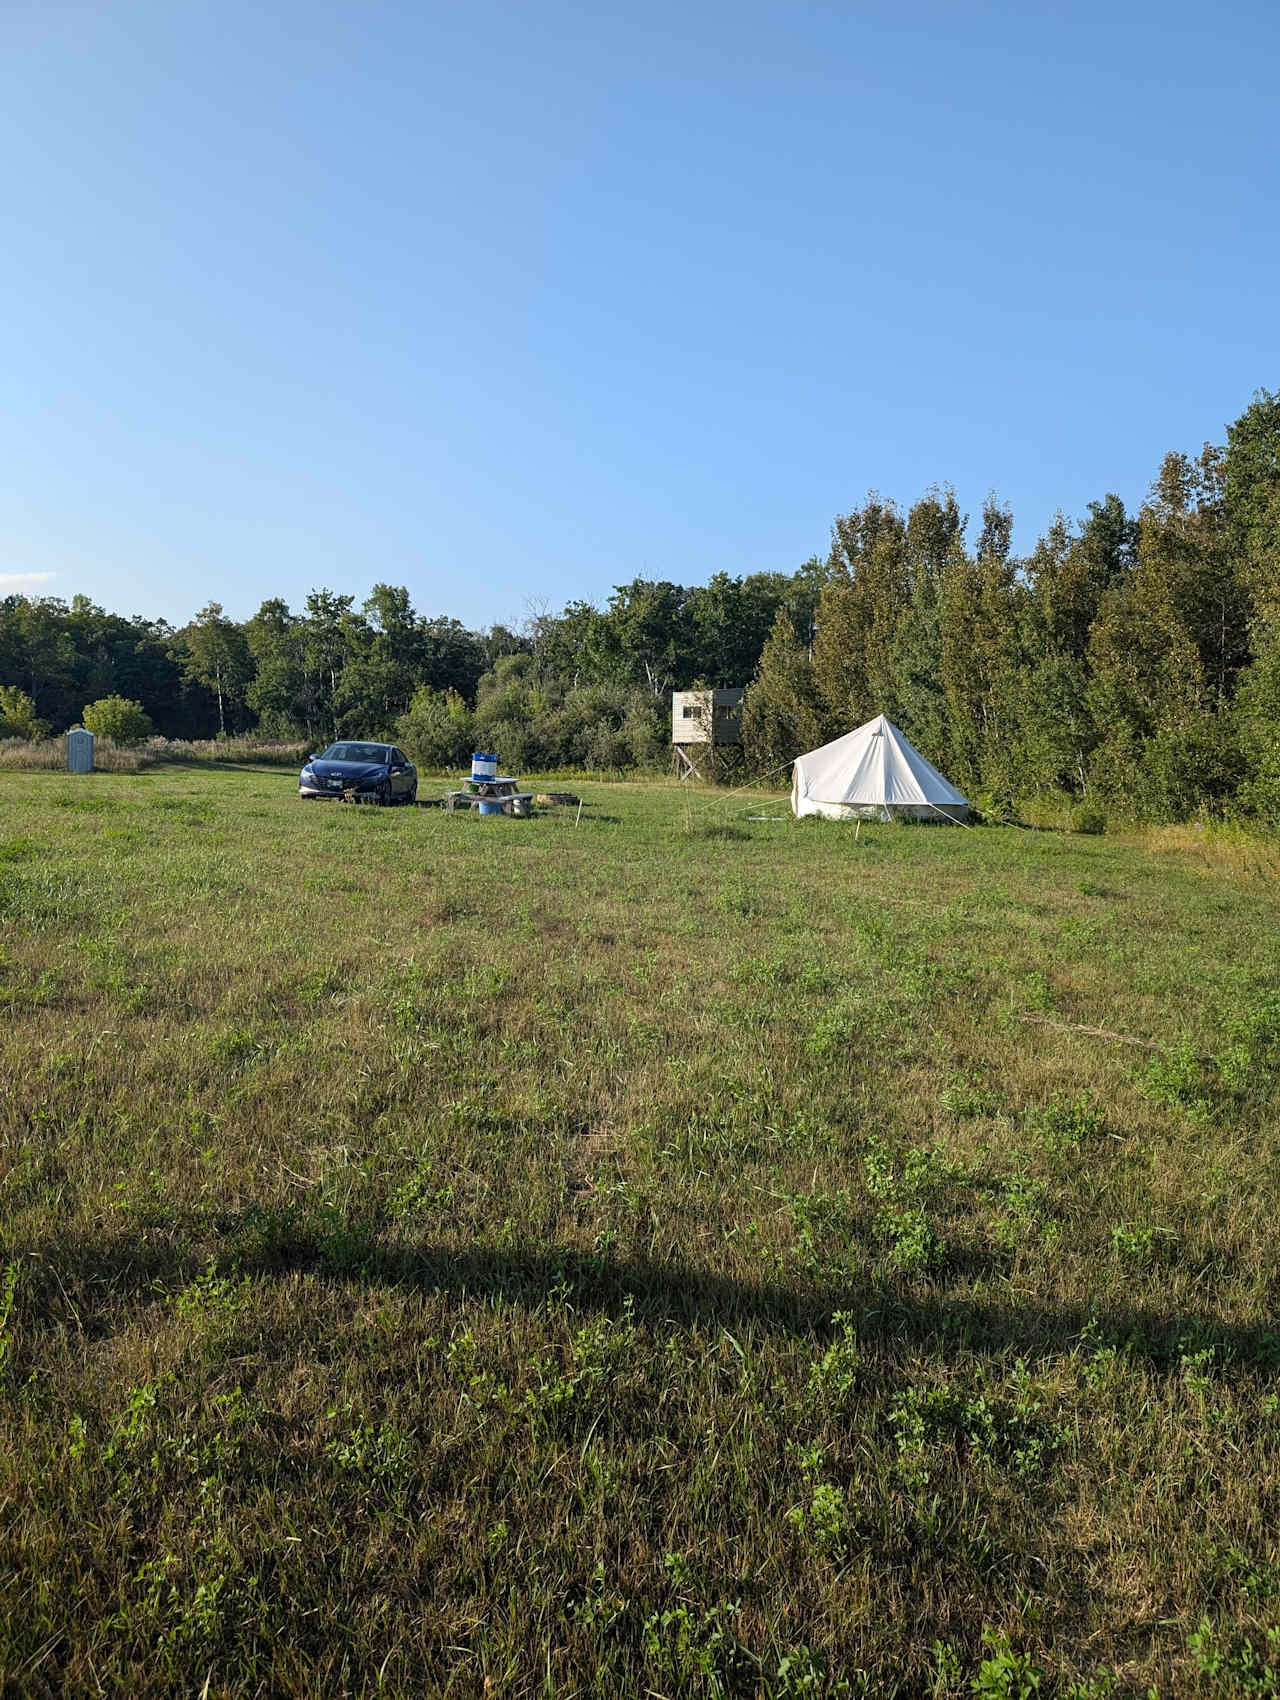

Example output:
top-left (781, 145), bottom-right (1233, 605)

top-left (2, 767), bottom-right (1279, 1698)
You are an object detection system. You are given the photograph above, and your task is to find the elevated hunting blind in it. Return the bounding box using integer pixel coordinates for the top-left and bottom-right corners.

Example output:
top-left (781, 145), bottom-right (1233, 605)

top-left (671, 688), bottom-right (745, 781)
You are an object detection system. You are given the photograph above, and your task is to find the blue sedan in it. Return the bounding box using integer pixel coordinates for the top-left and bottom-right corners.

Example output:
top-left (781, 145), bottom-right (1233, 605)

top-left (299, 742), bottom-right (418, 805)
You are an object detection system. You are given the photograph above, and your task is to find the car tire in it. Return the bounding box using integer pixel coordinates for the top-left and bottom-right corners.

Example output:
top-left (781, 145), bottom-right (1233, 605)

top-left (406, 785), bottom-right (417, 806)
top-left (376, 781), bottom-right (391, 807)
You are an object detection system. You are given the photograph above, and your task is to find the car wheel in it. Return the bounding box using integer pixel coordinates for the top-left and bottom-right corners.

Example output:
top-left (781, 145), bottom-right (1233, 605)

top-left (377, 781), bottom-right (391, 806)
top-left (406, 785), bottom-right (417, 806)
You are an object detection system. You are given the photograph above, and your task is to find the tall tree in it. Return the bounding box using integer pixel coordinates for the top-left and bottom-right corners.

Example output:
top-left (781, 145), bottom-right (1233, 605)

top-left (246, 599), bottom-right (312, 737)
top-left (181, 603), bottom-right (252, 737)
top-left (300, 590), bottom-right (356, 740)
top-left (685, 571), bottom-right (787, 687)
top-left (811, 496), bottom-right (908, 732)
top-left (1140, 448), bottom-right (1249, 703)
top-left (1223, 387), bottom-right (1280, 618)
top-left (936, 497), bottom-right (1023, 793)
top-left (330, 584), bottom-right (423, 736)
top-left (603, 579), bottom-right (689, 693)
top-left (741, 609), bottom-right (825, 773)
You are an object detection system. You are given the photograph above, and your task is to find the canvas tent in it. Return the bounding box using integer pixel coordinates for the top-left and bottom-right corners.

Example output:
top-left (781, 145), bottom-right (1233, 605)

top-left (792, 714), bottom-right (970, 822)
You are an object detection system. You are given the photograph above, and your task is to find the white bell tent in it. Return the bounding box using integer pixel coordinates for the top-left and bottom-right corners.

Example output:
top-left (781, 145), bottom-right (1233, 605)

top-left (791, 714), bottom-right (970, 822)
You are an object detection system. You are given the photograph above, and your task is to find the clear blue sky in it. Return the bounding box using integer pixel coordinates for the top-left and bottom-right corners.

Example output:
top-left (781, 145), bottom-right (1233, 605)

top-left (2, 0), bottom-right (1276, 629)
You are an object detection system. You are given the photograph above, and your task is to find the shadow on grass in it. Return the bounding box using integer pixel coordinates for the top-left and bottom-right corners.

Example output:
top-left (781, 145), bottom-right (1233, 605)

top-left (15, 1216), bottom-right (1280, 1376)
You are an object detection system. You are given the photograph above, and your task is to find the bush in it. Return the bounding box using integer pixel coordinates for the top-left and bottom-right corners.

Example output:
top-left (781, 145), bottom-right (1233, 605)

top-left (0, 686), bottom-right (49, 741)
top-left (82, 696), bottom-right (154, 746)
top-left (250, 709), bottom-right (311, 742)
top-left (1233, 618), bottom-right (1280, 822)
top-left (1069, 803), bottom-right (1107, 835)
top-left (975, 788), bottom-right (1020, 825)
top-left (396, 687), bottom-right (474, 770)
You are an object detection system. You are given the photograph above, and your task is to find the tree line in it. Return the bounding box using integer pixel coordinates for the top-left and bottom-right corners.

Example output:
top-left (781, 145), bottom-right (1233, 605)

top-left (2, 388), bottom-right (1277, 819)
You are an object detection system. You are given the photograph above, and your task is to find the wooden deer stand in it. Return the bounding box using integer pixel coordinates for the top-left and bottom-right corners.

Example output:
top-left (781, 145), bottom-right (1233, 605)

top-left (671, 688), bottom-right (745, 783)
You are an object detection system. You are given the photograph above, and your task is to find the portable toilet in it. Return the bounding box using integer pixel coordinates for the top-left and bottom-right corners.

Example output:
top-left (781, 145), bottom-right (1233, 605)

top-left (67, 727), bottom-right (95, 773)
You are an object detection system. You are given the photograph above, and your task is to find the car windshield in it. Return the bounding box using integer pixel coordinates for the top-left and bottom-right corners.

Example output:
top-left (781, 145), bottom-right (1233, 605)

top-left (320, 743), bottom-right (386, 763)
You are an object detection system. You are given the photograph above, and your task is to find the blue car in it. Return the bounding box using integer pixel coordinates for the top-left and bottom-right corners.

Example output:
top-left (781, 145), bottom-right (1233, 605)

top-left (299, 742), bottom-right (418, 805)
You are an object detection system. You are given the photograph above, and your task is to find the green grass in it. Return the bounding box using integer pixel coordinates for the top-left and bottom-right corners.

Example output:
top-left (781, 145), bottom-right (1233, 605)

top-left (2, 766), bottom-right (1279, 1697)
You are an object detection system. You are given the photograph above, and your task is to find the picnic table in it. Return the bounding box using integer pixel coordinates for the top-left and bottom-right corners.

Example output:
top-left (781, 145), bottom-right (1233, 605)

top-left (445, 777), bottom-right (533, 816)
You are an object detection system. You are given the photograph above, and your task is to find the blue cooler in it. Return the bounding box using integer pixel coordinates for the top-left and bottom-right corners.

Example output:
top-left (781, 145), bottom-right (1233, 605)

top-left (477, 800), bottom-right (503, 815)
top-left (471, 752), bottom-right (498, 779)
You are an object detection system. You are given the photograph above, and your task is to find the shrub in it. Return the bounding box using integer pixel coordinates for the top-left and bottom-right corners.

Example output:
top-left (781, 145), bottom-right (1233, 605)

top-left (0, 686), bottom-right (49, 740)
top-left (1233, 618), bottom-right (1280, 822)
top-left (1069, 802), bottom-right (1106, 835)
top-left (396, 686), bottom-right (474, 770)
top-left (82, 696), bottom-right (154, 746)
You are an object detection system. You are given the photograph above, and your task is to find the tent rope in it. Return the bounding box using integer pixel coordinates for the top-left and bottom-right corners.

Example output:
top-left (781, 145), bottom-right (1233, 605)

top-left (681, 755), bottom-right (798, 814)
top-left (802, 795), bottom-right (972, 827)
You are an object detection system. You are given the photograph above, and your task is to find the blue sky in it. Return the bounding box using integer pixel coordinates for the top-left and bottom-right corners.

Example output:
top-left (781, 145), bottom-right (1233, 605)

top-left (2, 0), bottom-right (1276, 629)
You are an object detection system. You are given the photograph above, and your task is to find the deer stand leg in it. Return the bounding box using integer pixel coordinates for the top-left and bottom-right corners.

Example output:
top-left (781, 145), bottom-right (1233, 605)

top-left (673, 745), bottom-right (702, 782)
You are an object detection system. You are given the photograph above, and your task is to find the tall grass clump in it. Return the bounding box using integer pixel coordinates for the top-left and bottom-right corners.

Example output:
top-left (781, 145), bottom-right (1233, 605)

top-left (0, 735), bottom-right (310, 772)
top-left (0, 736), bottom-right (153, 771)
top-left (153, 736), bottom-right (310, 766)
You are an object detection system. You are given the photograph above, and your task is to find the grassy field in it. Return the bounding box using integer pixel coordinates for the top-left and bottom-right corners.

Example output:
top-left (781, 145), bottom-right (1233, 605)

top-left (2, 764), bottom-right (1279, 1698)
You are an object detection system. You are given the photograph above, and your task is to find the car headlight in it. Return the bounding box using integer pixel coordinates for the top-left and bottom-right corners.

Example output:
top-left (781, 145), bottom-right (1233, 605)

top-left (300, 767), bottom-right (314, 781)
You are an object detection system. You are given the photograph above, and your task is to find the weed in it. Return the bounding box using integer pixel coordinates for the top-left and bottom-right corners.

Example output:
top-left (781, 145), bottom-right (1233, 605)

top-left (1211, 1546), bottom-right (1280, 1608)
top-left (971, 1629), bottom-right (1043, 1697)
top-left (941, 1072), bottom-right (1006, 1118)
top-left (932, 1639), bottom-right (964, 1695)
top-left (714, 878), bottom-right (767, 917)
top-left (767, 1644), bottom-right (854, 1697)
top-left (807, 1000), bottom-right (867, 1058)
top-left (1025, 1091), bottom-right (1109, 1150)
top-left (325, 1404), bottom-right (412, 1498)
top-left (1111, 1223), bottom-right (1177, 1267)
top-left (1136, 1039), bottom-right (1214, 1122)
top-left (207, 1026), bottom-right (262, 1066)
top-left (876, 1202), bottom-right (947, 1272)
top-left (389, 1168), bottom-right (454, 1223)
top-left (174, 1260), bottom-right (249, 1344)
top-left (1188, 1619), bottom-right (1280, 1694)
top-left (0, 1260), bottom-right (18, 1380)
top-left (808, 1312), bottom-right (862, 1402)
top-left (788, 1479), bottom-right (853, 1557)
top-left (865, 1140), bottom-right (953, 1271)
top-left (889, 1373), bottom-right (1062, 1490)
top-left (642, 1600), bottom-right (755, 1694)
